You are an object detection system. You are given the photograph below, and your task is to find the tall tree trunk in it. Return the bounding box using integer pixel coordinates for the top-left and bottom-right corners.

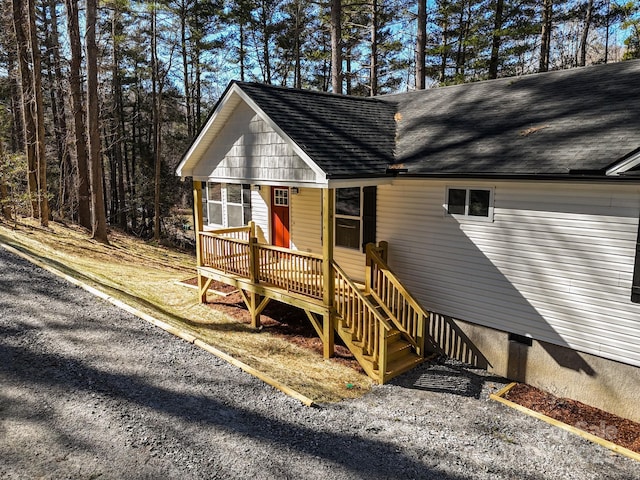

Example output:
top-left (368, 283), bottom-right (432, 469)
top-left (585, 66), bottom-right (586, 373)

top-left (455, 0), bottom-right (469, 78)
top-left (239, 20), bottom-right (246, 82)
top-left (345, 44), bottom-right (352, 95)
top-left (195, 48), bottom-right (202, 129)
top-left (111, 7), bottom-right (127, 229)
top-left (65, 0), bottom-right (92, 230)
top-left (488, 0), bottom-right (504, 79)
top-left (180, 0), bottom-right (193, 137)
top-left (7, 52), bottom-right (23, 153)
top-left (129, 84), bottom-right (138, 233)
top-left (152, 3), bottom-right (162, 241)
top-left (370, 0), bottom-right (378, 96)
top-left (604, 0), bottom-right (610, 63)
top-left (330, 0), bottom-right (342, 94)
top-left (440, 17), bottom-right (449, 83)
top-left (261, 0), bottom-right (272, 84)
top-left (86, 0), bottom-right (109, 243)
top-left (11, 0), bottom-right (39, 217)
top-left (294, 0), bottom-right (301, 89)
top-left (0, 139), bottom-right (13, 221)
top-left (578, 0), bottom-right (594, 67)
top-left (415, 0), bottom-right (426, 89)
top-left (539, 0), bottom-right (553, 72)
top-left (27, 0), bottom-right (49, 226)
top-left (45, 0), bottom-right (73, 218)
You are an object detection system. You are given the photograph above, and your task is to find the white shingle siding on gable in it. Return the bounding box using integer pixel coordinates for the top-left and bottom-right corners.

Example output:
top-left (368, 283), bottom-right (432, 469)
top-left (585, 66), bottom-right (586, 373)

top-left (191, 101), bottom-right (317, 183)
top-left (377, 179), bottom-right (640, 367)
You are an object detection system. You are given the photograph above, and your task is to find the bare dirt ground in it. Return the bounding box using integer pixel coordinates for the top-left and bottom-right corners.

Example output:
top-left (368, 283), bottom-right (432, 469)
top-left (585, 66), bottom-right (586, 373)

top-left (2, 246), bottom-right (640, 480)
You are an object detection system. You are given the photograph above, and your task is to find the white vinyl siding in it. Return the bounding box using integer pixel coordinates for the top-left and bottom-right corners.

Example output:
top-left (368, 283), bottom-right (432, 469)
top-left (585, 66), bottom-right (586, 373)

top-left (251, 187), bottom-right (269, 243)
top-left (289, 188), bottom-right (365, 282)
top-left (377, 179), bottom-right (640, 367)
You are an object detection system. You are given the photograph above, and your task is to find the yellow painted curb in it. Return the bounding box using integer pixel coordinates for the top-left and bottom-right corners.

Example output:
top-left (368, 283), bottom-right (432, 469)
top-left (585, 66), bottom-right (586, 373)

top-left (0, 240), bottom-right (316, 407)
top-left (490, 383), bottom-right (640, 463)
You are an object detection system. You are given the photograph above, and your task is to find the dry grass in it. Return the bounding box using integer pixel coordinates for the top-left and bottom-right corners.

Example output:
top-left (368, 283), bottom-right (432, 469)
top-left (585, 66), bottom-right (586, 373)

top-left (0, 218), bottom-right (372, 402)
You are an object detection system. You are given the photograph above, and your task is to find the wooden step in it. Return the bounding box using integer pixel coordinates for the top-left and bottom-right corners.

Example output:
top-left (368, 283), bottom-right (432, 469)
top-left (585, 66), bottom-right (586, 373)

top-left (387, 329), bottom-right (402, 344)
top-left (383, 353), bottom-right (424, 381)
top-left (387, 338), bottom-right (413, 362)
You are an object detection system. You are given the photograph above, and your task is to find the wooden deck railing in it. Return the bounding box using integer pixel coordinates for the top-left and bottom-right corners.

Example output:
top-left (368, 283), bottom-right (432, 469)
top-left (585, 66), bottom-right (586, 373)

top-left (199, 228), bottom-right (324, 299)
top-left (366, 243), bottom-right (428, 356)
top-left (256, 244), bottom-right (324, 299)
top-left (207, 225), bottom-right (252, 240)
top-left (333, 261), bottom-right (393, 383)
top-left (200, 232), bottom-right (251, 276)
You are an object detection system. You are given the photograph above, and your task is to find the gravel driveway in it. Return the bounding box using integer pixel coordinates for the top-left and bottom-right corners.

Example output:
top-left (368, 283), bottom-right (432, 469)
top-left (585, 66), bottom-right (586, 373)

top-left (1, 246), bottom-right (639, 480)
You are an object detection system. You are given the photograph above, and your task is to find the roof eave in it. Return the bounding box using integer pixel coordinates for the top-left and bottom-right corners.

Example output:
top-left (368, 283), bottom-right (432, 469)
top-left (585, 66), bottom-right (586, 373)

top-left (394, 172), bottom-right (640, 183)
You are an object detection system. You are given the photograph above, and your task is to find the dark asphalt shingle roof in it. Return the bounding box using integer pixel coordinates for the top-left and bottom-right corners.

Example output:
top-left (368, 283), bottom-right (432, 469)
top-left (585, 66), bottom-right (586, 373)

top-left (223, 60), bottom-right (640, 179)
top-left (379, 59), bottom-right (640, 176)
top-left (235, 82), bottom-right (396, 177)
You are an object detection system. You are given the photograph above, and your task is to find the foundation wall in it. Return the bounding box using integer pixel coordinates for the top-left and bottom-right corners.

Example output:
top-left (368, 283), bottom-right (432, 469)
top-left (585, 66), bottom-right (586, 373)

top-left (452, 318), bottom-right (640, 422)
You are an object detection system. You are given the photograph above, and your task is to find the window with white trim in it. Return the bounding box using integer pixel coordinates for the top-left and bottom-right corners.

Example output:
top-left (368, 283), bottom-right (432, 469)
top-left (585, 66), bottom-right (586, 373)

top-left (273, 188), bottom-right (289, 206)
top-left (445, 187), bottom-right (494, 221)
top-left (202, 182), bottom-right (251, 227)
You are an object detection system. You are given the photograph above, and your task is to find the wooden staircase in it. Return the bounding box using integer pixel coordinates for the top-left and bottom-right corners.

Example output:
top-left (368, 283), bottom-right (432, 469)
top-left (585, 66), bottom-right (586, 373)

top-left (195, 225), bottom-right (431, 384)
top-left (332, 243), bottom-right (431, 383)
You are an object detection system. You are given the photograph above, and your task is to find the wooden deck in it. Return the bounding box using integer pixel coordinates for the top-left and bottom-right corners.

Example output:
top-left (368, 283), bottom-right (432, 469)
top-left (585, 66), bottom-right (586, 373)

top-left (196, 224), bottom-right (431, 383)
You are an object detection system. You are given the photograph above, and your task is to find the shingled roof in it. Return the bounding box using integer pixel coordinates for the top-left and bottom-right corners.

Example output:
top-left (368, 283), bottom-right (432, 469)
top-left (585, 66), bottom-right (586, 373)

top-left (230, 82), bottom-right (396, 178)
top-left (178, 59), bottom-right (640, 181)
top-left (380, 59), bottom-right (640, 177)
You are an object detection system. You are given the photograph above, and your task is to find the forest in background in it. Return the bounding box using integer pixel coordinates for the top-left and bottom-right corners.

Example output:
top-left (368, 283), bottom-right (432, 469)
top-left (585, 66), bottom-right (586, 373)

top-left (0, 0), bottom-right (639, 245)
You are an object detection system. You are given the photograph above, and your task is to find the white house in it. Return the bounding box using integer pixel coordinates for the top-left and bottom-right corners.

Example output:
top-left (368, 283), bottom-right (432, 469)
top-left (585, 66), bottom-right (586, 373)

top-left (176, 59), bottom-right (640, 421)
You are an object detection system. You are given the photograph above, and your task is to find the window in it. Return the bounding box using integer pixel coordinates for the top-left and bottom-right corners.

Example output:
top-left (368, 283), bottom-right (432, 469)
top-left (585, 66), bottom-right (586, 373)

top-left (446, 187), bottom-right (493, 220)
top-left (273, 188), bottom-right (289, 206)
top-left (335, 188), bottom-right (360, 249)
top-left (202, 182), bottom-right (251, 227)
top-left (334, 186), bottom-right (376, 251)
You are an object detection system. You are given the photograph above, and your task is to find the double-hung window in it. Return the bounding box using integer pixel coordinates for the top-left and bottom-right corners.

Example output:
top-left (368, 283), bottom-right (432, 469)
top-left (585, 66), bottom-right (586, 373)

top-left (202, 182), bottom-right (251, 228)
top-left (446, 187), bottom-right (494, 221)
top-left (334, 186), bottom-right (377, 252)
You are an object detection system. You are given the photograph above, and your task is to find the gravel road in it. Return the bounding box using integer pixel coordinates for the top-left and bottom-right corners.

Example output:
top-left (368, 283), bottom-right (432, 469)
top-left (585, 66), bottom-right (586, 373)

top-left (1, 245), bottom-right (639, 480)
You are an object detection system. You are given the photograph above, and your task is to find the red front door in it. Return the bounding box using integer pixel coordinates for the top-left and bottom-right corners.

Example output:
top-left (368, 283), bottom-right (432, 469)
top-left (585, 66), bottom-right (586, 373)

top-left (271, 187), bottom-right (290, 248)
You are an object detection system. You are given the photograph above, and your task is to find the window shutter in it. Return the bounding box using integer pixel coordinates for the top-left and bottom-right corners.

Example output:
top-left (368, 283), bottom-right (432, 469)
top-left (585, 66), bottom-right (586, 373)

top-left (632, 221), bottom-right (640, 303)
top-left (362, 186), bottom-right (377, 252)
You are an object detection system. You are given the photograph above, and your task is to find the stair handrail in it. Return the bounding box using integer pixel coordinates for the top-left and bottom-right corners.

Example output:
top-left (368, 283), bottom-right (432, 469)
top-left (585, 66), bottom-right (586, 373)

top-left (332, 261), bottom-right (393, 383)
top-left (365, 243), bottom-right (429, 356)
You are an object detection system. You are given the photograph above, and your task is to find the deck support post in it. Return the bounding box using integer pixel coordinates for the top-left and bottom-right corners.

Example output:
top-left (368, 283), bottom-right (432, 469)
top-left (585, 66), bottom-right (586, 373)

top-left (249, 292), bottom-right (261, 329)
top-left (322, 188), bottom-right (335, 358)
top-left (193, 181), bottom-right (206, 303)
top-left (248, 232), bottom-right (261, 328)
